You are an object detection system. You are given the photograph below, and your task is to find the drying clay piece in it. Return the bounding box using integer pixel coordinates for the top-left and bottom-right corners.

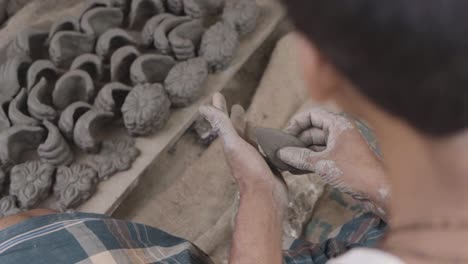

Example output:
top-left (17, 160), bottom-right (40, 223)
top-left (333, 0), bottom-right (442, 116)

top-left (70, 54), bottom-right (103, 81)
top-left (91, 137), bottom-right (140, 180)
top-left (222, 0), bottom-right (258, 36)
top-left (10, 161), bottom-right (54, 209)
top-left (122, 83), bottom-right (171, 136)
top-left (153, 15), bottom-right (191, 54)
top-left (8, 89), bottom-right (39, 126)
top-left (130, 54), bottom-right (176, 84)
top-left (0, 196), bottom-right (22, 218)
top-left (254, 127), bottom-right (308, 174)
top-left (129, 0), bottom-right (165, 30)
top-left (48, 16), bottom-right (80, 43)
top-left (27, 78), bottom-right (57, 121)
top-left (168, 19), bottom-right (205, 61)
top-left (167, 0), bottom-right (184, 15)
top-left (7, 29), bottom-right (48, 60)
top-left (110, 45), bottom-right (140, 84)
top-left (53, 70), bottom-right (95, 110)
top-left (96, 28), bottom-right (136, 61)
top-left (0, 169), bottom-right (5, 193)
top-left (73, 109), bottom-right (114, 153)
top-left (183, 0), bottom-right (224, 18)
top-left (0, 126), bottom-right (46, 166)
top-left (54, 164), bottom-right (98, 211)
top-left (141, 13), bottom-right (174, 47)
top-left (0, 106), bottom-right (10, 132)
top-left (0, 56), bottom-right (32, 102)
top-left (200, 21), bottom-right (238, 72)
top-left (26, 60), bottom-right (59, 92)
top-left (81, 7), bottom-right (124, 36)
top-left (58, 102), bottom-right (92, 140)
top-left (94, 82), bottom-right (132, 113)
top-left (49, 31), bottom-right (96, 68)
top-left (164, 57), bottom-right (208, 107)
top-left (38, 120), bottom-right (74, 166)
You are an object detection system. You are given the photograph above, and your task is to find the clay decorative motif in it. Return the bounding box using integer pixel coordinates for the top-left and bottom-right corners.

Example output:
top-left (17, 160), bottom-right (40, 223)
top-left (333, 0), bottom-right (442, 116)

top-left (95, 28), bottom-right (137, 61)
top-left (70, 54), bottom-right (103, 81)
top-left (110, 45), bottom-right (140, 84)
top-left (0, 56), bottom-right (32, 103)
top-left (7, 28), bottom-right (49, 60)
top-left (168, 19), bottom-right (205, 61)
top-left (153, 15), bottom-right (191, 54)
top-left (94, 82), bottom-right (132, 114)
top-left (167, 0), bottom-right (184, 15)
top-left (49, 31), bottom-right (96, 68)
top-left (0, 125), bottom-right (47, 166)
top-left (0, 196), bottom-right (22, 218)
top-left (81, 7), bottom-right (124, 36)
top-left (128, 0), bottom-right (165, 30)
top-left (183, 0), bottom-right (224, 18)
top-left (58, 101), bottom-right (93, 140)
top-left (53, 164), bottom-right (99, 211)
top-left (130, 54), bottom-right (176, 84)
top-left (10, 161), bottom-right (54, 209)
top-left (52, 70), bottom-right (95, 110)
top-left (0, 106), bottom-right (10, 132)
top-left (91, 137), bottom-right (140, 180)
top-left (122, 83), bottom-right (171, 136)
top-left (222, 0), bottom-right (258, 36)
top-left (8, 88), bottom-right (40, 126)
top-left (73, 109), bottom-right (114, 153)
top-left (26, 60), bottom-right (59, 92)
top-left (27, 78), bottom-right (57, 121)
top-left (141, 13), bottom-right (174, 47)
top-left (164, 57), bottom-right (208, 107)
top-left (38, 120), bottom-right (74, 166)
top-left (200, 21), bottom-right (239, 72)
top-left (48, 16), bottom-right (80, 43)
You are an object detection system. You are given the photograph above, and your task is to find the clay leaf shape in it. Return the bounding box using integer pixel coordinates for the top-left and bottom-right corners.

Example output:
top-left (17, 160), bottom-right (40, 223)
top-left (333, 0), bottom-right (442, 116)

top-left (200, 21), bottom-right (239, 72)
top-left (26, 60), bottom-right (59, 92)
top-left (54, 164), bottom-right (98, 211)
top-left (153, 15), bottom-right (191, 54)
top-left (168, 19), bottom-right (205, 61)
top-left (128, 0), bottom-right (165, 30)
top-left (48, 16), bottom-right (80, 43)
top-left (96, 28), bottom-right (137, 61)
top-left (94, 82), bottom-right (132, 114)
top-left (9, 161), bottom-right (54, 209)
top-left (49, 31), bottom-right (96, 68)
top-left (222, 0), bottom-right (258, 36)
top-left (183, 0), bottom-right (223, 18)
top-left (141, 13), bottom-right (174, 47)
top-left (110, 45), bottom-right (140, 84)
top-left (0, 125), bottom-right (47, 166)
top-left (73, 109), bottom-right (114, 153)
top-left (71, 54), bottom-right (103, 81)
top-left (8, 88), bottom-right (40, 126)
top-left (122, 83), bottom-right (171, 136)
top-left (164, 57), bottom-right (208, 107)
top-left (58, 102), bottom-right (93, 140)
top-left (7, 28), bottom-right (48, 60)
top-left (80, 7), bottom-right (124, 36)
top-left (130, 54), bottom-right (176, 85)
top-left (53, 70), bottom-right (95, 110)
top-left (0, 56), bottom-right (32, 102)
top-left (27, 78), bottom-right (58, 122)
top-left (38, 120), bottom-right (74, 166)
top-left (0, 196), bottom-right (22, 218)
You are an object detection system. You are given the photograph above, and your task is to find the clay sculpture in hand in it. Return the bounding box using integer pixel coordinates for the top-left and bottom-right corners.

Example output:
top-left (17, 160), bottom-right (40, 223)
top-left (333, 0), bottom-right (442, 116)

top-left (94, 82), bottom-right (132, 114)
top-left (222, 0), bottom-right (258, 36)
top-left (110, 45), bottom-right (140, 84)
top-left (0, 196), bottom-right (22, 217)
top-left (26, 60), bottom-right (59, 92)
top-left (27, 78), bottom-right (57, 121)
top-left (80, 7), bottom-right (124, 36)
top-left (164, 57), bottom-right (208, 107)
top-left (53, 164), bottom-right (99, 211)
top-left (130, 54), bottom-right (176, 84)
top-left (49, 31), bottom-right (96, 68)
top-left (153, 15), bottom-right (191, 54)
top-left (183, 0), bottom-right (224, 18)
top-left (96, 28), bottom-right (136, 61)
top-left (48, 16), bottom-right (80, 43)
top-left (0, 56), bottom-right (32, 102)
top-left (168, 19), bottom-right (205, 61)
top-left (122, 83), bottom-right (171, 136)
top-left (0, 126), bottom-right (46, 166)
top-left (7, 28), bottom-right (48, 60)
top-left (58, 101), bottom-right (93, 140)
top-left (8, 88), bottom-right (40, 126)
top-left (52, 70), bottom-right (95, 110)
top-left (167, 0), bottom-right (184, 15)
top-left (70, 54), bottom-right (103, 81)
top-left (128, 0), bottom-right (165, 30)
top-left (199, 21), bottom-right (238, 72)
top-left (91, 137), bottom-right (140, 180)
top-left (73, 109), bottom-right (114, 153)
top-left (38, 120), bottom-right (74, 166)
top-left (9, 161), bottom-right (54, 209)
top-left (141, 13), bottom-right (174, 47)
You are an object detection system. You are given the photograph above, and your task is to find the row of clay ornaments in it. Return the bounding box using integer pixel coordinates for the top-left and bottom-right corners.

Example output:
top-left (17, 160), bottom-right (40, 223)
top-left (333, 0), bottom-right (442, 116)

top-left (0, 0), bottom-right (258, 216)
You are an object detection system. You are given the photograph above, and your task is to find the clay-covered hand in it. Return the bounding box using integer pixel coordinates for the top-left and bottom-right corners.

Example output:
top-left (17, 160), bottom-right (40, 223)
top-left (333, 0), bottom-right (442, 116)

top-left (199, 93), bottom-right (287, 204)
top-left (277, 108), bottom-right (390, 209)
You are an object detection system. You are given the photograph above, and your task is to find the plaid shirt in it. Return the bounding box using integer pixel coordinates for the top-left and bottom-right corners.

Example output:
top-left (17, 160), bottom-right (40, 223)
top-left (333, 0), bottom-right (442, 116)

top-left (0, 212), bottom-right (386, 264)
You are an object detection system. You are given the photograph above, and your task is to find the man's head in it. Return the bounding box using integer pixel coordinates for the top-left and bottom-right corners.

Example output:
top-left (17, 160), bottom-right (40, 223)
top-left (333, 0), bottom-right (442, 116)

top-left (284, 0), bottom-right (468, 136)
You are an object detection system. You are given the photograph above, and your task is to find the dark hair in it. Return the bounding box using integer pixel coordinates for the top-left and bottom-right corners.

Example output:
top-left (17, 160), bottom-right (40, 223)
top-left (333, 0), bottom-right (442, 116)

top-left (284, 0), bottom-right (468, 136)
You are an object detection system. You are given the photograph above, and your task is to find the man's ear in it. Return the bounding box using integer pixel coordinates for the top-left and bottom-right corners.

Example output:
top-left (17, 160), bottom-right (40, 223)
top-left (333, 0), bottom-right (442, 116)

top-left (296, 34), bottom-right (341, 102)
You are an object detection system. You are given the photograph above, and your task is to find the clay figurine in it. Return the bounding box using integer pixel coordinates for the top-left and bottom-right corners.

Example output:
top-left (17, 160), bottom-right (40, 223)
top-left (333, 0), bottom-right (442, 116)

top-left (80, 7), bottom-right (124, 36)
top-left (9, 161), bottom-right (54, 209)
top-left (8, 88), bottom-right (40, 126)
top-left (153, 15), bottom-right (191, 54)
top-left (130, 54), bottom-right (176, 84)
top-left (168, 19), bottom-right (205, 61)
top-left (49, 31), bottom-right (96, 68)
top-left (70, 54), bottom-right (103, 81)
top-left (27, 78), bottom-right (58, 121)
top-left (0, 56), bottom-right (32, 102)
top-left (95, 28), bottom-right (137, 61)
top-left (141, 13), bottom-right (174, 47)
top-left (91, 137), bottom-right (140, 180)
top-left (167, 0), bottom-right (184, 15)
top-left (110, 45), bottom-right (140, 84)
top-left (52, 70), bottom-right (95, 110)
top-left (53, 164), bottom-right (98, 211)
top-left (222, 0), bottom-right (258, 36)
top-left (0, 196), bottom-right (22, 218)
top-left (164, 57), bottom-right (208, 107)
top-left (58, 101), bottom-right (93, 140)
top-left (128, 0), bottom-right (165, 30)
top-left (94, 82), bottom-right (132, 114)
top-left (7, 28), bottom-right (48, 60)
top-left (38, 120), bottom-right (74, 166)
top-left (73, 109), bottom-right (114, 153)
top-left (183, 0), bottom-right (224, 18)
top-left (26, 60), bottom-right (59, 92)
top-left (0, 125), bottom-right (47, 166)
top-left (48, 16), bottom-right (80, 43)
top-left (199, 21), bottom-right (238, 72)
top-left (122, 83), bottom-right (171, 136)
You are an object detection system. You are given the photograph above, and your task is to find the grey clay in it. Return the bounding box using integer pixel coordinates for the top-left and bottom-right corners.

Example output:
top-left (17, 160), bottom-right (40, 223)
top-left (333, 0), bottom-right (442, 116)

top-left (94, 82), bottom-right (132, 114)
top-left (0, 196), bottom-right (22, 218)
top-left (48, 16), bottom-right (80, 43)
top-left (167, 0), bottom-right (184, 15)
top-left (153, 15), bottom-right (191, 54)
top-left (58, 101), bottom-right (93, 140)
top-left (199, 21), bottom-right (238, 72)
top-left (26, 60), bottom-right (59, 92)
top-left (0, 56), bottom-right (32, 102)
top-left (130, 54), bottom-right (176, 84)
top-left (183, 0), bottom-right (224, 18)
top-left (80, 7), bottom-right (124, 36)
top-left (128, 0), bottom-right (165, 30)
top-left (52, 70), bottom-right (95, 110)
top-left (141, 13), bottom-right (174, 47)
top-left (7, 28), bottom-right (48, 60)
top-left (168, 19), bottom-right (205, 61)
top-left (27, 78), bottom-right (58, 121)
top-left (73, 109), bottom-right (114, 153)
top-left (95, 28), bottom-right (136, 61)
top-left (110, 45), bottom-right (140, 84)
top-left (222, 0), bottom-right (258, 36)
top-left (70, 54), bottom-right (103, 81)
top-left (38, 120), bottom-right (74, 166)
top-left (49, 31), bottom-right (96, 68)
top-left (0, 126), bottom-right (46, 166)
top-left (0, 106), bottom-right (10, 132)
top-left (8, 88), bottom-right (40, 126)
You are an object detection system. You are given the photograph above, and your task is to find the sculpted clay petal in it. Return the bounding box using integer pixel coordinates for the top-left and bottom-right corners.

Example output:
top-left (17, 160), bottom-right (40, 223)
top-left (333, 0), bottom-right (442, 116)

top-left (0, 56), bottom-right (32, 102)
top-left (48, 16), bottom-right (80, 43)
top-left (27, 78), bottom-right (57, 121)
top-left (8, 88), bottom-right (40, 126)
top-left (183, 0), bottom-right (223, 18)
top-left (58, 101), bottom-right (92, 140)
top-left (110, 45), bottom-right (140, 84)
top-left (128, 0), bottom-right (165, 30)
top-left (26, 60), bottom-right (59, 92)
top-left (200, 21), bottom-right (238, 72)
top-left (153, 15), bottom-right (191, 54)
top-left (130, 54), bottom-right (175, 84)
top-left (73, 109), bottom-right (114, 153)
top-left (53, 70), bottom-right (95, 110)
top-left (167, 0), bottom-right (184, 15)
top-left (96, 28), bottom-right (136, 61)
top-left (80, 7), bottom-right (124, 36)
top-left (49, 31), bottom-right (96, 68)
top-left (94, 82), bottom-right (132, 113)
top-left (7, 28), bottom-right (48, 60)
top-left (0, 126), bottom-right (46, 166)
top-left (0, 196), bottom-right (22, 217)
top-left (222, 0), bottom-right (258, 36)
top-left (168, 19), bottom-right (205, 61)
top-left (38, 120), bottom-right (74, 166)
top-left (0, 104), bottom-right (11, 132)
top-left (141, 13), bottom-right (174, 47)
top-left (70, 54), bottom-right (103, 81)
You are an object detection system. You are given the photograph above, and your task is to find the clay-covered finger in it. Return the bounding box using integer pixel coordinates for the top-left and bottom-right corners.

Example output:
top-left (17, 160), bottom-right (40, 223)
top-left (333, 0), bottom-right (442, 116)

top-left (284, 108), bottom-right (332, 136)
top-left (276, 147), bottom-right (318, 172)
top-left (212, 92), bottom-right (228, 114)
top-left (230, 104), bottom-right (246, 137)
top-left (199, 105), bottom-right (236, 137)
top-left (298, 127), bottom-right (327, 146)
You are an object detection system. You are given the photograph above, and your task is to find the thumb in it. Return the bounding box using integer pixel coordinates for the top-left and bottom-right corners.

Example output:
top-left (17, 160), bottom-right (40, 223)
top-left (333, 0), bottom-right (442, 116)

top-left (277, 147), bottom-right (321, 172)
